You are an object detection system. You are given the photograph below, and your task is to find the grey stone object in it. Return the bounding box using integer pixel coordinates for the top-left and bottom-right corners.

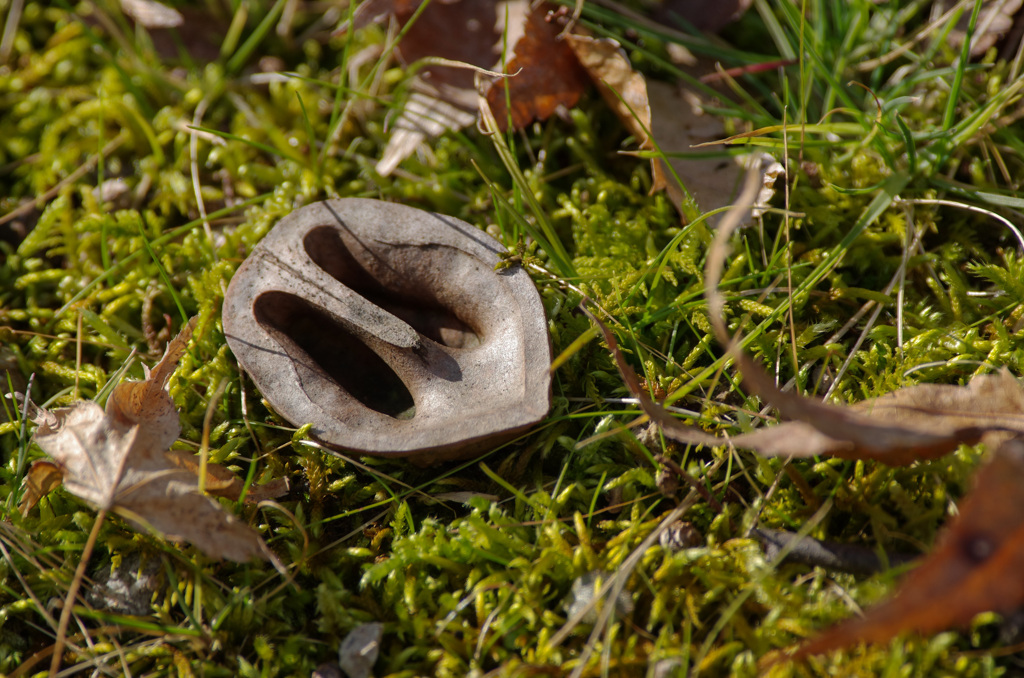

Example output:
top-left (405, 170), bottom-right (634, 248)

top-left (223, 198), bottom-right (551, 463)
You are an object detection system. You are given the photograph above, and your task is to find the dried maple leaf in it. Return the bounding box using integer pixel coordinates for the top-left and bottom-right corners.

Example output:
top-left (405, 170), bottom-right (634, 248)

top-left (28, 318), bottom-right (278, 563)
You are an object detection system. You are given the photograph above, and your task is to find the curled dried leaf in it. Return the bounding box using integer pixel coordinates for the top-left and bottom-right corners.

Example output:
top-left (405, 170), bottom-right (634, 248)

top-left (700, 170), bottom-right (1024, 465)
top-left (165, 449), bottom-right (290, 503)
top-left (28, 318), bottom-right (278, 564)
top-left (19, 460), bottom-right (63, 516)
top-left (586, 165), bottom-right (1024, 664)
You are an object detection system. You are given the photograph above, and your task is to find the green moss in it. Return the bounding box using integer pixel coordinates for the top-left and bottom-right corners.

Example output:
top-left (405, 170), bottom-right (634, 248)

top-left (1, 1), bottom-right (1023, 676)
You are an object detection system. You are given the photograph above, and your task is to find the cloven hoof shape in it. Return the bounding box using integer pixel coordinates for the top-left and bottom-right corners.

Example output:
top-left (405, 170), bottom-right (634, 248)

top-left (223, 198), bottom-right (552, 464)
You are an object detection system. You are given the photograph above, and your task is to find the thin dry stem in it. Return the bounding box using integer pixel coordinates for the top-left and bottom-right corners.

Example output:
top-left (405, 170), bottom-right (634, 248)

top-left (50, 506), bottom-right (107, 676)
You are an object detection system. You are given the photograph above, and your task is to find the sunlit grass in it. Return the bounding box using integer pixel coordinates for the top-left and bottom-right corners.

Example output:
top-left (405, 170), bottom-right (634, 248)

top-left (0, 0), bottom-right (1022, 676)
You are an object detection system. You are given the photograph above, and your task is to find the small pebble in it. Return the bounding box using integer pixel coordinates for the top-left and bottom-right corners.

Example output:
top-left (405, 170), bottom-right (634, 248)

top-left (565, 571), bottom-right (634, 624)
top-left (659, 520), bottom-right (703, 552)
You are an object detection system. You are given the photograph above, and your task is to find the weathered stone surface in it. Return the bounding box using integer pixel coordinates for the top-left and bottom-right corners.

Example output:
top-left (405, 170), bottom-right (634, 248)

top-left (222, 198), bottom-right (551, 463)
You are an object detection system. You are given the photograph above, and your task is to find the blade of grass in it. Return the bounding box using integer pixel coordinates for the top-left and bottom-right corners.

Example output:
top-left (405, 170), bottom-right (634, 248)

top-left (478, 102), bottom-right (575, 277)
top-left (226, 0), bottom-right (288, 75)
top-left (943, 0), bottom-right (983, 131)
top-left (187, 124), bottom-right (305, 165)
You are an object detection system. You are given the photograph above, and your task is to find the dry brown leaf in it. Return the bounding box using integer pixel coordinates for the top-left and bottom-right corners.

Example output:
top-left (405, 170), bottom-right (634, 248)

top-left (647, 80), bottom-right (748, 215)
top-left (591, 175), bottom-right (1024, 464)
top-left (585, 304), bottom-right (1016, 467)
top-left (701, 170), bottom-right (1024, 464)
top-left (18, 460), bottom-right (63, 516)
top-left (354, 0), bottom-right (753, 207)
top-left (29, 318), bottom-right (277, 563)
top-left (774, 436), bottom-right (1024, 664)
top-left (566, 33), bottom-right (666, 192)
top-left (566, 34), bottom-right (651, 145)
top-left (164, 448), bottom-right (289, 503)
top-left (484, 3), bottom-right (589, 131)
top-left (723, 354), bottom-right (1024, 465)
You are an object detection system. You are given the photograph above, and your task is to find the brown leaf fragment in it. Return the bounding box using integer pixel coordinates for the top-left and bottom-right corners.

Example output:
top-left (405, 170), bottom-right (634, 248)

top-left (243, 476), bottom-right (291, 503)
top-left (392, 0), bottom-right (502, 94)
top-left (164, 448), bottom-right (239, 494)
top-left (588, 298), bottom-right (1024, 465)
top-left (566, 33), bottom-right (665, 191)
top-left (726, 420), bottom-right (856, 459)
top-left (29, 318), bottom-right (277, 564)
top-left (695, 169), bottom-right (1024, 465)
top-left (781, 437), bottom-right (1024, 663)
top-left (484, 3), bottom-right (589, 131)
top-left (358, 0), bottom-right (515, 174)
top-left (105, 316), bottom-right (196, 455)
top-left (726, 351), bottom-right (1024, 465)
top-left (647, 80), bottom-right (746, 214)
top-left (852, 370), bottom-right (1024, 437)
top-left (724, 353), bottom-right (1000, 465)
top-left (164, 448), bottom-right (290, 503)
top-left (19, 460), bottom-right (63, 516)
top-left (566, 34), bottom-right (652, 146)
